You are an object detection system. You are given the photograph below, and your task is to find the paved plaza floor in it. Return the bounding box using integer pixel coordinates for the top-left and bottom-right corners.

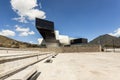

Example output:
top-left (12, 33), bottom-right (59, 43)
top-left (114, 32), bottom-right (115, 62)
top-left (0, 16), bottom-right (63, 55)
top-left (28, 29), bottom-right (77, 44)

top-left (36, 52), bottom-right (120, 80)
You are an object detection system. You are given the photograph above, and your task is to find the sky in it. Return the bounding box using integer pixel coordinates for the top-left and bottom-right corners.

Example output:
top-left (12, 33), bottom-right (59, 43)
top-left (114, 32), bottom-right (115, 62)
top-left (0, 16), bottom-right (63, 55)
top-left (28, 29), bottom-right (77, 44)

top-left (0, 0), bottom-right (120, 44)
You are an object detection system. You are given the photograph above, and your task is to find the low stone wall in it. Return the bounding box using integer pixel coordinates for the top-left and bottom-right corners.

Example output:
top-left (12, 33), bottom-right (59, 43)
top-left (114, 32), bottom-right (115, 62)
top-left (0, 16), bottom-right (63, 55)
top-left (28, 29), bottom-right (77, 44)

top-left (62, 45), bottom-right (101, 53)
top-left (24, 44), bottom-right (101, 53)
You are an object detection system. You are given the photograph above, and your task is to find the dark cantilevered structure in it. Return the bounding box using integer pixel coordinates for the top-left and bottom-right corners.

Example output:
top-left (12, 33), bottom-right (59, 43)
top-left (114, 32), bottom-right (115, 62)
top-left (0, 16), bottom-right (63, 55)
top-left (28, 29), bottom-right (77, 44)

top-left (36, 18), bottom-right (59, 47)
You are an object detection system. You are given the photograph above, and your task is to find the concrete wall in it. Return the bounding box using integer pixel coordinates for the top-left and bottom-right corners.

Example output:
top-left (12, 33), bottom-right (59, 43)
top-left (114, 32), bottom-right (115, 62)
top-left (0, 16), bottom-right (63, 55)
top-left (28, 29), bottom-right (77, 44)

top-left (62, 45), bottom-right (101, 53)
top-left (25, 44), bottom-right (101, 53)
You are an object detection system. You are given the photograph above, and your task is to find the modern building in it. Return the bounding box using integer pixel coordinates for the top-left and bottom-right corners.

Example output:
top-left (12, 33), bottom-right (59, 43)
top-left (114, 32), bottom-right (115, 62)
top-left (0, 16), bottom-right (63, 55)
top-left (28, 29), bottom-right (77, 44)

top-left (70, 38), bottom-right (88, 45)
top-left (36, 18), bottom-right (59, 47)
top-left (36, 18), bottom-right (88, 47)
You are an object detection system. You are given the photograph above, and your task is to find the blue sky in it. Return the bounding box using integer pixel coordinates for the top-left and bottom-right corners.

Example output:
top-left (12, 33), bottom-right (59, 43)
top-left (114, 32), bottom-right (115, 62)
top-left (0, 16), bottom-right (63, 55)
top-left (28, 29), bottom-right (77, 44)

top-left (0, 0), bottom-right (120, 44)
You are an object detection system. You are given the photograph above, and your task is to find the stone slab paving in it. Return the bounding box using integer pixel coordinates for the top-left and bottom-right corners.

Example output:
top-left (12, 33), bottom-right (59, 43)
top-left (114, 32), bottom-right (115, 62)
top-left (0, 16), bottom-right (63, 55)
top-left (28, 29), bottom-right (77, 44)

top-left (36, 52), bottom-right (120, 80)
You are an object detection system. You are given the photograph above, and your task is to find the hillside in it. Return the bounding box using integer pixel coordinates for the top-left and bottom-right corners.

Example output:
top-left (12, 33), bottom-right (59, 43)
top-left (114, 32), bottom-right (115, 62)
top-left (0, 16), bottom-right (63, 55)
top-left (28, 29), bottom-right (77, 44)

top-left (89, 34), bottom-right (120, 47)
top-left (0, 35), bottom-right (39, 48)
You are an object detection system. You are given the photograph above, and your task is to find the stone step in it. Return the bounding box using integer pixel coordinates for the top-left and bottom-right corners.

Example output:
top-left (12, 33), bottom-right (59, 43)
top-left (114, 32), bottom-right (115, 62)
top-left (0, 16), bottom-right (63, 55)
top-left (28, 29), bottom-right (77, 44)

top-left (5, 66), bottom-right (37, 80)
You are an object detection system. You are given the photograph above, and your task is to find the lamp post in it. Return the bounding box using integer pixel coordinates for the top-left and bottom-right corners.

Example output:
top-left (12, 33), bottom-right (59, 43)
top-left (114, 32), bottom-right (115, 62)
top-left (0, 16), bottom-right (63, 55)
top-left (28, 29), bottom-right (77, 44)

top-left (112, 39), bottom-right (115, 52)
top-left (98, 38), bottom-right (103, 52)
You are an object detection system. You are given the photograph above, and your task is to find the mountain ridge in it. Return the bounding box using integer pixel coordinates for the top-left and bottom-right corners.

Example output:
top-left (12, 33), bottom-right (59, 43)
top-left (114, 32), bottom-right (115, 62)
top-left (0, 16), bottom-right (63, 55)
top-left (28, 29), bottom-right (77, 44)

top-left (89, 34), bottom-right (120, 47)
top-left (0, 35), bottom-right (39, 48)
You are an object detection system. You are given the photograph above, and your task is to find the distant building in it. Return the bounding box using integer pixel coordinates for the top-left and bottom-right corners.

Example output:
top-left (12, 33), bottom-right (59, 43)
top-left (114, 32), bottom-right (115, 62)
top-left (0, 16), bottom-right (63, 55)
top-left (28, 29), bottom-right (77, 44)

top-left (70, 38), bottom-right (88, 45)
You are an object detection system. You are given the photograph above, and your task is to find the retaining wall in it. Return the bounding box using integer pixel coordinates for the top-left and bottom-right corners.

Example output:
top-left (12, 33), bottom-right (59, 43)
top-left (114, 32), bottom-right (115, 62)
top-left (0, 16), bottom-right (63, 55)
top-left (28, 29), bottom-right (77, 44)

top-left (24, 44), bottom-right (101, 53)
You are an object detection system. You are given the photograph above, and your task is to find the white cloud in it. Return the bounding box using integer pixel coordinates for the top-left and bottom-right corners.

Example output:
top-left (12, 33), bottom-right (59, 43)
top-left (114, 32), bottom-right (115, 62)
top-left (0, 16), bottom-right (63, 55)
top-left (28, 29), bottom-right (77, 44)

top-left (28, 31), bottom-right (35, 35)
top-left (29, 41), bottom-right (33, 44)
top-left (0, 29), bottom-right (15, 37)
top-left (59, 35), bottom-right (70, 45)
top-left (55, 30), bottom-right (59, 40)
top-left (10, 0), bottom-right (46, 23)
top-left (15, 25), bottom-right (35, 36)
top-left (19, 32), bottom-right (29, 36)
top-left (37, 38), bottom-right (43, 44)
top-left (15, 25), bottom-right (29, 32)
top-left (13, 17), bottom-right (28, 23)
top-left (109, 28), bottom-right (120, 37)
top-left (55, 30), bottom-right (70, 45)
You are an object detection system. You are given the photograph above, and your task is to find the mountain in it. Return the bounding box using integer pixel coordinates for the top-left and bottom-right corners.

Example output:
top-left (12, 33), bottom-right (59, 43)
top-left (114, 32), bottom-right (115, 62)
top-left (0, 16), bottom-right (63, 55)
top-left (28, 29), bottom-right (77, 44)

top-left (89, 34), bottom-right (120, 48)
top-left (0, 35), bottom-right (39, 48)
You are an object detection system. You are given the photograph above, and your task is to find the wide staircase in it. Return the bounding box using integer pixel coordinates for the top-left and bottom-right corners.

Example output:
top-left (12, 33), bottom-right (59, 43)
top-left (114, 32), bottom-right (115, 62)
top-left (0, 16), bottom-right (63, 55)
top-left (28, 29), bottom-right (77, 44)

top-left (0, 48), bottom-right (55, 80)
